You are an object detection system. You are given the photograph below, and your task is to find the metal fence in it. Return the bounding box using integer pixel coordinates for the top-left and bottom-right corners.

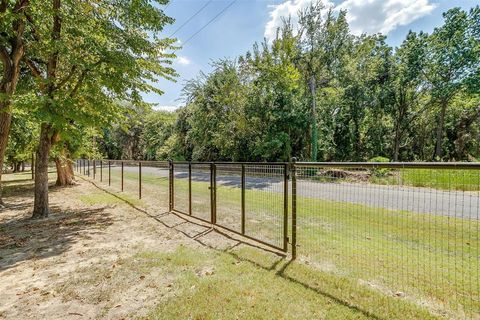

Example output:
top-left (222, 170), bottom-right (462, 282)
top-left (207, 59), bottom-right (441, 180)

top-left (166, 162), bottom-right (289, 251)
top-left (75, 159), bottom-right (480, 318)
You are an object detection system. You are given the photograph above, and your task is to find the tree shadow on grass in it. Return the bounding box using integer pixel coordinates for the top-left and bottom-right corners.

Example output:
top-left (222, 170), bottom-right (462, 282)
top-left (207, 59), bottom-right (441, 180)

top-left (0, 205), bottom-right (113, 272)
top-left (2, 177), bottom-right (78, 201)
top-left (2, 178), bottom-right (35, 186)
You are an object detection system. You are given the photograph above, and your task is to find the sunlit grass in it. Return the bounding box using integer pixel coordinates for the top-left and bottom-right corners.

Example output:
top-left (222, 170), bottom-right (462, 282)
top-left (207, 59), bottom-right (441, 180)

top-left (143, 246), bottom-right (435, 320)
top-left (400, 169), bottom-right (480, 191)
top-left (366, 169), bottom-right (480, 192)
top-left (82, 169), bottom-right (479, 318)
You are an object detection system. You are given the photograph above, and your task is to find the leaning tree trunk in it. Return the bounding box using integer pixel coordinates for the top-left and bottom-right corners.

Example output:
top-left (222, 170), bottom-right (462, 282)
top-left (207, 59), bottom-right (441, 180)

top-left (32, 124), bottom-right (53, 218)
top-left (434, 100), bottom-right (448, 160)
top-left (0, 101), bottom-right (13, 206)
top-left (55, 145), bottom-right (75, 186)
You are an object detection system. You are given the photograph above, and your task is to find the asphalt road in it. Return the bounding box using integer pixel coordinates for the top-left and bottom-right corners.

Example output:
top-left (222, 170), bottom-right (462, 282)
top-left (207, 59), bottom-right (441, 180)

top-left (104, 165), bottom-right (480, 219)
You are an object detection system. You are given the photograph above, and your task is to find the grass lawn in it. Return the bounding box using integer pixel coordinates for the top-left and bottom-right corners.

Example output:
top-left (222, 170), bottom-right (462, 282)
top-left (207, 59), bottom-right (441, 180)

top-left (84, 167), bottom-right (479, 319)
top-left (365, 168), bottom-right (480, 192)
top-left (400, 168), bottom-right (480, 191)
top-left (2, 170), bottom-right (436, 319)
top-left (141, 246), bottom-right (435, 320)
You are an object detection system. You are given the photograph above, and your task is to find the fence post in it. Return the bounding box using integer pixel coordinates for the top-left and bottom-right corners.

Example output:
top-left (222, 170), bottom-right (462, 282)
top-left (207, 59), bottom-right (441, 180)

top-left (241, 164), bottom-right (245, 234)
top-left (169, 160), bottom-right (174, 211)
top-left (210, 163), bottom-right (216, 224)
top-left (121, 161), bottom-right (124, 191)
top-left (139, 162), bottom-right (142, 199)
top-left (291, 157), bottom-right (297, 260)
top-left (283, 163), bottom-right (289, 252)
top-left (188, 162), bottom-right (192, 215)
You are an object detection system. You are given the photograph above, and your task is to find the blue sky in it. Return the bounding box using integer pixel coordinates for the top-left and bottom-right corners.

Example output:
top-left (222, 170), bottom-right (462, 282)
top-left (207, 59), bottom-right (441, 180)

top-left (147, 0), bottom-right (478, 110)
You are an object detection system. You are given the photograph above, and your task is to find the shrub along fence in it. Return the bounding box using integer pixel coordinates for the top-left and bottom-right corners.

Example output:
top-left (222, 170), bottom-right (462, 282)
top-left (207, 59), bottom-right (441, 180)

top-left (75, 159), bottom-right (480, 318)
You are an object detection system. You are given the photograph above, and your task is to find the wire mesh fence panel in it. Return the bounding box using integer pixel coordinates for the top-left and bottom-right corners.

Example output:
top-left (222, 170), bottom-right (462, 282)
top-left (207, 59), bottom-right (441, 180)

top-left (108, 161), bottom-right (123, 191)
top-left (173, 163), bottom-right (189, 214)
top-left (122, 161), bottom-right (140, 198)
top-left (294, 164), bottom-right (480, 319)
top-left (191, 163), bottom-right (211, 222)
top-left (90, 160), bottom-right (96, 180)
top-left (140, 162), bottom-right (170, 211)
top-left (78, 159), bottom-right (84, 175)
top-left (97, 160), bottom-right (107, 184)
top-left (92, 160), bottom-right (101, 181)
top-left (244, 164), bottom-right (286, 250)
top-left (84, 159), bottom-right (91, 177)
top-left (215, 164), bottom-right (242, 233)
top-left (91, 160), bottom-right (106, 185)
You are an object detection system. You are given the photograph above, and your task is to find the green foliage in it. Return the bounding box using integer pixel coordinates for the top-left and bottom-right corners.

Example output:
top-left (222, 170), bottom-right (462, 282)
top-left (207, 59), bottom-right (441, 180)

top-left (94, 2), bottom-right (480, 163)
top-left (5, 110), bottom-right (38, 167)
top-left (142, 110), bottom-right (176, 160)
top-left (368, 156), bottom-right (390, 177)
top-left (3, 0), bottom-right (178, 175)
top-left (16, 1), bottom-right (172, 129)
top-left (368, 156), bottom-right (390, 163)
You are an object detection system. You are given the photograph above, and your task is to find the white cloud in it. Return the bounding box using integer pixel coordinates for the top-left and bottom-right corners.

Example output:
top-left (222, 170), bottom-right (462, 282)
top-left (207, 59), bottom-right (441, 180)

top-left (177, 56), bottom-right (191, 66)
top-left (264, 0), bottom-right (436, 40)
top-left (337, 0), bottom-right (436, 35)
top-left (264, 0), bottom-right (334, 42)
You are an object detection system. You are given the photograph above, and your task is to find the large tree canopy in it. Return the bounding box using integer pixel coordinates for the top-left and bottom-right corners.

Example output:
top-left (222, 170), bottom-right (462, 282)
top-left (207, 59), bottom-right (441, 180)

top-left (2, 0), bottom-right (177, 217)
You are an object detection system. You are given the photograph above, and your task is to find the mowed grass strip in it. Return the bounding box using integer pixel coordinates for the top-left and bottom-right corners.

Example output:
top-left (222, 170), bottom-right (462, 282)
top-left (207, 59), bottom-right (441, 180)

top-left (367, 168), bottom-right (480, 192)
top-left (91, 170), bottom-right (479, 318)
top-left (142, 246), bottom-right (435, 320)
top-left (400, 168), bottom-right (480, 191)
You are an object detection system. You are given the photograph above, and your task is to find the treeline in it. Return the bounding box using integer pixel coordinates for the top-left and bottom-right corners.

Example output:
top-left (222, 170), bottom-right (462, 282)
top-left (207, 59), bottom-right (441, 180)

top-left (100, 3), bottom-right (480, 163)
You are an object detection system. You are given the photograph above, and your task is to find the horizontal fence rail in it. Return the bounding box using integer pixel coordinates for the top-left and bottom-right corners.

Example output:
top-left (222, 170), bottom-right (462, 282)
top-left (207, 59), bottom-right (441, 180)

top-left (75, 159), bottom-right (480, 318)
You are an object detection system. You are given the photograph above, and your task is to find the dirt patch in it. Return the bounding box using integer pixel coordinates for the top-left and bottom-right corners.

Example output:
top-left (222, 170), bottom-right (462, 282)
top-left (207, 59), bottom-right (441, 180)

top-left (0, 178), bottom-right (235, 319)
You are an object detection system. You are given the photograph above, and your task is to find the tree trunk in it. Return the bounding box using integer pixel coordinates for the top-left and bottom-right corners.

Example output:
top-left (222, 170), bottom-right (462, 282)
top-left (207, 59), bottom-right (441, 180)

top-left (393, 118), bottom-right (404, 162)
top-left (31, 0), bottom-right (61, 218)
top-left (32, 124), bottom-right (53, 219)
top-left (55, 158), bottom-right (75, 186)
top-left (309, 76), bottom-right (318, 162)
top-left (0, 0), bottom-right (28, 206)
top-left (0, 103), bottom-right (13, 206)
top-left (21, 162), bottom-right (25, 172)
top-left (55, 145), bottom-right (75, 186)
top-left (393, 131), bottom-right (400, 162)
top-left (434, 100), bottom-right (448, 160)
